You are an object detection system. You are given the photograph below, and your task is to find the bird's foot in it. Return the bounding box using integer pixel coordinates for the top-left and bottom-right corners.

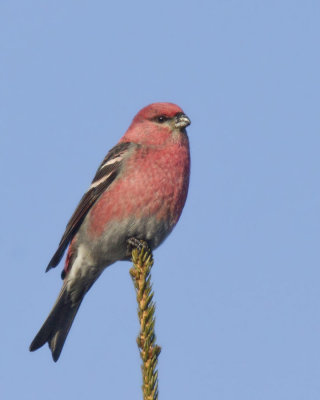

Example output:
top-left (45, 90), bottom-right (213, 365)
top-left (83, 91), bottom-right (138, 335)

top-left (127, 237), bottom-right (151, 257)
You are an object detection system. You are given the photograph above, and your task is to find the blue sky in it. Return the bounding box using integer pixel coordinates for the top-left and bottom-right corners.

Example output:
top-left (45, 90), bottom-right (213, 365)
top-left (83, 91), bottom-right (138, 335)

top-left (1, 1), bottom-right (320, 399)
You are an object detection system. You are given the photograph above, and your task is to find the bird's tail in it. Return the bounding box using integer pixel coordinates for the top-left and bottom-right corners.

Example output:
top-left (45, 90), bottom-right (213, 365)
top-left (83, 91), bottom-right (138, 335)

top-left (29, 283), bottom-right (84, 362)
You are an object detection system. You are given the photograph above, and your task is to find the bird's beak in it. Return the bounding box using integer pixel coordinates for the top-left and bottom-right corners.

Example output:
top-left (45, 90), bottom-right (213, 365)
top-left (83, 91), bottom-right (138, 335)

top-left (174, 113), bottom-right (191, 129)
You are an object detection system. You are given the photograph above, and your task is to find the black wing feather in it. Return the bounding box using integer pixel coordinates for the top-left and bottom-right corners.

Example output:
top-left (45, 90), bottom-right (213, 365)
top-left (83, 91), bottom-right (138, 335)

top-left (46, 142), bottom-right (132, 272)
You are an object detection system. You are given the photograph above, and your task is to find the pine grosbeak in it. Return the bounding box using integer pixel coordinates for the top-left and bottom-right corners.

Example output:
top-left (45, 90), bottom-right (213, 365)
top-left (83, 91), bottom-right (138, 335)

top-left (30, 102), bottom-right (191, 361)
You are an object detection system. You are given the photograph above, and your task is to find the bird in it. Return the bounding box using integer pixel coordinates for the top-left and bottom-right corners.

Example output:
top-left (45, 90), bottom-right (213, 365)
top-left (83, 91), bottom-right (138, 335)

top-left (29, 102), bottom-right (191, 361)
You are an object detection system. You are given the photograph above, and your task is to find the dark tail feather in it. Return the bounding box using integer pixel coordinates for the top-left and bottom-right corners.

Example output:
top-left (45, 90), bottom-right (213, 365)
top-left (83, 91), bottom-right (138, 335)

top-left (29, 284), bottom-right (84, 362)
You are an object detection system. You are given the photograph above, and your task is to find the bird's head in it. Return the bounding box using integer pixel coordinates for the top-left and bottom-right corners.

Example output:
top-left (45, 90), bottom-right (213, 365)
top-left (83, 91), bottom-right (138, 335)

top-left (121, 102), bottom-right (191, 146)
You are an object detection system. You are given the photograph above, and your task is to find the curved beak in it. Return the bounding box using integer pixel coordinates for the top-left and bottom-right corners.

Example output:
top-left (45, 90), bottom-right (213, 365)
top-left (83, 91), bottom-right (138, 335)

top-left (174, 113), bottom-right (191, 129)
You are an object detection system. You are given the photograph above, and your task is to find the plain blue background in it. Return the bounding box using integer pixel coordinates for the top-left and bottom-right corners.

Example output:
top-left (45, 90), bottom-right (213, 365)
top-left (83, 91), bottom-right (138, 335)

top-left (1, 1), bottom-right (319, 399)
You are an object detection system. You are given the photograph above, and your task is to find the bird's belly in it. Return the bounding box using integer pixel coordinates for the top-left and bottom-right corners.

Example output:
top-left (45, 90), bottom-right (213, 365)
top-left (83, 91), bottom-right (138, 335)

top-left (79, 215), bottom-right (172, 268)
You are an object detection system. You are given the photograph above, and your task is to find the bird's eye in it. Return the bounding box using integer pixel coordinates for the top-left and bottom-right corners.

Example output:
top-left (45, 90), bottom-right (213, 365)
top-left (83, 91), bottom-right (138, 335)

top-left (156, 115), bottom-right (168, 123)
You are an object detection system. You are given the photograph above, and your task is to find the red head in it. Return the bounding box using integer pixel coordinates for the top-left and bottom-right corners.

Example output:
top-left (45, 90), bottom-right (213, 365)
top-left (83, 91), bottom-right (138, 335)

top-left (120, 102), bottom-right (191, 146)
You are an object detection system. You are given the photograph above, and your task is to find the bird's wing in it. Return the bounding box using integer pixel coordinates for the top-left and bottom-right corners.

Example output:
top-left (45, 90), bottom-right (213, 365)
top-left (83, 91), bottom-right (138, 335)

top-left (46, 142), bottom-right (133, 271)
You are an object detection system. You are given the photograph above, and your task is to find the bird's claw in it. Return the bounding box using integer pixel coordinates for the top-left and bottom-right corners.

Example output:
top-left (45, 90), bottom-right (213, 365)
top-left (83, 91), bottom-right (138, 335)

top-left (127, 237), bottom-right (150, 256)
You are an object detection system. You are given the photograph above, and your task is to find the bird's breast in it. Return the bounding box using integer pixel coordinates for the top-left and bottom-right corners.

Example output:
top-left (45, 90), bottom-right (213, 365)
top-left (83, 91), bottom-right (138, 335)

top-left (86, 142), bottom-right (190, 243)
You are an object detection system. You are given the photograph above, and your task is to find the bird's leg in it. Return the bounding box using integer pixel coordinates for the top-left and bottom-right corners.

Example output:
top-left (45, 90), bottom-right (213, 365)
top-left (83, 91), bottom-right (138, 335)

top-left (127, 237), bottom-right (152, 257)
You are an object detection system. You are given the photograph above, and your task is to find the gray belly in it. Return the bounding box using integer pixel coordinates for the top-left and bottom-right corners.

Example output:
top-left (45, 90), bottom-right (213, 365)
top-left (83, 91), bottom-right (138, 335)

top-left (78, 216), bottom-right (172, 268)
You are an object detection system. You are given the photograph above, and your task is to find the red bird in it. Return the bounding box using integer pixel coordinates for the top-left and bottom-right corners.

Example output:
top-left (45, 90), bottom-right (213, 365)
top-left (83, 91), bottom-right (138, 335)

top-left (30, 102), bottom-right (191, 361)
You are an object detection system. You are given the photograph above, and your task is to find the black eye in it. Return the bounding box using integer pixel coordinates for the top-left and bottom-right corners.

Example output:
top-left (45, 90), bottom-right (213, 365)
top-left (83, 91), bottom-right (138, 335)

top-left (156, 115), bottom-right (168, 123)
